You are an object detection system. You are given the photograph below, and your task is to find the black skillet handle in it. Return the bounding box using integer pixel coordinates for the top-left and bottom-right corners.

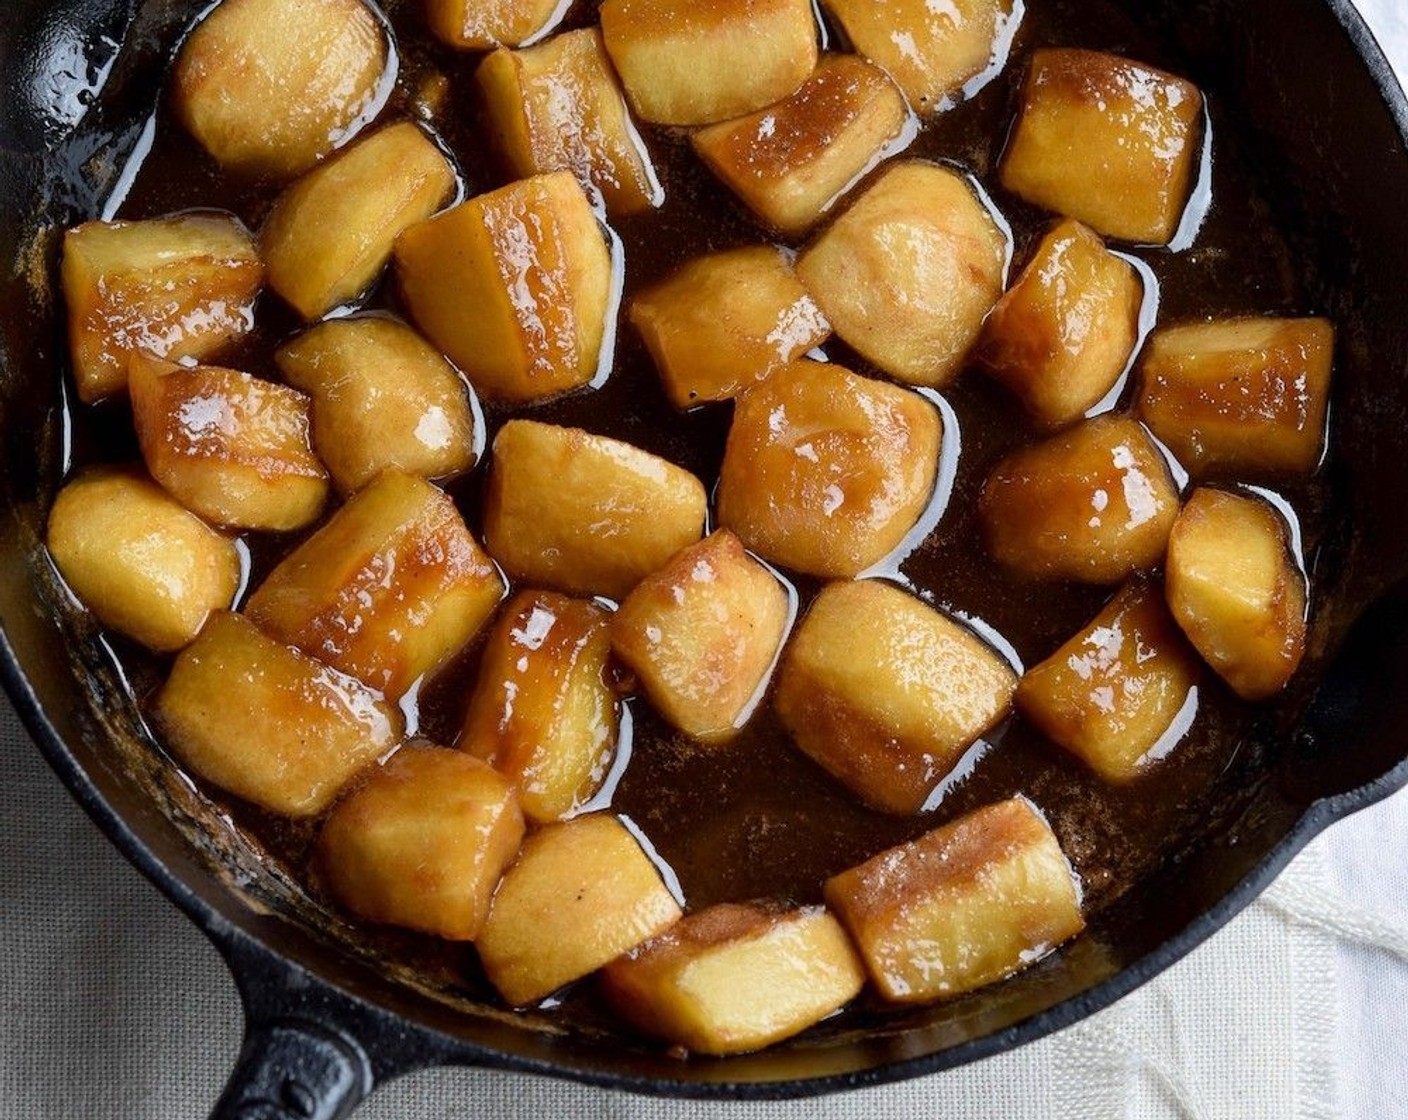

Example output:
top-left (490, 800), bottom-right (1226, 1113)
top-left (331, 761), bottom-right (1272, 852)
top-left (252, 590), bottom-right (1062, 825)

top-left (209, 1018), bottom-right (371, 1120)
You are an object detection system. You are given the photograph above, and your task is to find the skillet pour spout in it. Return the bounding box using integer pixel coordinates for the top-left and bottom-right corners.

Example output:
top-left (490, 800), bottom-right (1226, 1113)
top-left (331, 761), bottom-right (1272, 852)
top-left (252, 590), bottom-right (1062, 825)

top-left (4, 0), bottom-right (1408, 1115)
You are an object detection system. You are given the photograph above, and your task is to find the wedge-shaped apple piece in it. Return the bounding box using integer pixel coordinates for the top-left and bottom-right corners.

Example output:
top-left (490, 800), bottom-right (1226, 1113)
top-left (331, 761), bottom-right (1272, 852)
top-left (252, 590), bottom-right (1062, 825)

top-left (276, 317), bottom-right (478, 495)
top-left (630, 246), bottom-right (829, 409)
top-left (484, 420), bottom-right (707, 600)
top-left (395, 171), bottom-right (612, 404)
top-left (603, 903), bottom-right (864, 1055)
top-left (613, 531), bottom-right (790, 744)
top-left (246, 470), bottom-right (504, 699)
top-left (1016, 580), bottom-right (1201, 782)
top-left (427, 0), bottom-right (563, 49)
top-left (1166, 488), bottom-right (1307, 701)
top-left (477, 813), bottom-right (683, 1006)
top-left (825, 797), bottom-right (1084, 1002)
top-left (262, 122), bottom-right (456, 320)
top-left (980, 415), bottom-right (1179, 584)
top-left (599, 0), bottom-right (817, 126)
top-left (796, 161), bottom-right (1005, 387)
top-left (717, 362), bottom-right (939, 578)
top-left (823, 0), bottom-right (1015, 114)
top-left (478, 29), bottom-right (661, 217)
top-left (1135, 317), bottom-right (1334, 478)
top-left (461, 591), bottom-right (618, 824)
top-left (1000, 49), bottom-right (1203, 245)
top-left (62, 213), bottom-right (261, 403)
top-left (46, 468), bottom-right (241, 653)
top-left (775, 580), bottom-right (1016, 814)
top-left (691, 54), bottom-right (910, 237)
top-left (318, 745), bottom-right (524, 939)
top-left (978, 219), bottom-right (1142, 428)
top-left (128, 354), bottom-right (328, 532)
top-left (171, 0), bottom-right (388, 178)
top-left (157, 612), bottom-right (401, 817)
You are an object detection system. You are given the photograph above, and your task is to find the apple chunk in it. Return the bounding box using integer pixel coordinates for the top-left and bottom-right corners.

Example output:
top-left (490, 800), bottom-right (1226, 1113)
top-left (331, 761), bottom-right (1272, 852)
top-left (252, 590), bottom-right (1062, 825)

top-left (775, 580), bottom-right (1017, 814)
top-left (477, 813), bottom-right (684, 1006)
top-left (825, 797), bottom-right (1084, 1002)
top-left (157, 612), bottom-right (401, 817)
top-left (603, 903), bottom-right (864, 1055)
top-left (1165, 488), bottom-right (1307, 700)
top-left (318, 745), bottom-right (524, 940)
top-left (427, 0), bottom-right (564, 49)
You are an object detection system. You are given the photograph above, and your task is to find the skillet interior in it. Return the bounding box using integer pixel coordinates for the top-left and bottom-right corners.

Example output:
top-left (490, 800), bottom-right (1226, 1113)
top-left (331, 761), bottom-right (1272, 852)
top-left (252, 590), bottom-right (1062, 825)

top-left (3, 0), bottom-right (1408, 1097)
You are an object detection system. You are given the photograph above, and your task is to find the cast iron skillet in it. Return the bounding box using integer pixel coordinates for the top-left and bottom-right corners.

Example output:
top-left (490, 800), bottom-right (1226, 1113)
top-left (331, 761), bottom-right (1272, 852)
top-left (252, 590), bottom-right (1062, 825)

top-left (4, 1), bottom-right (1408, 1116)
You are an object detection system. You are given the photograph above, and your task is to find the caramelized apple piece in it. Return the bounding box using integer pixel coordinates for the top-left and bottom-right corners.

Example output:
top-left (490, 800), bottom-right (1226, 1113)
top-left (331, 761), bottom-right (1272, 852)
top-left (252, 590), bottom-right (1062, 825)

top-left (427, 0), bottom-right (564, 49)
top-left (977, 219), bottom-right (1142, 428)
top-left (128, 354), bottom-right (328, 532)
top-left (613, 531), bottom-right (790, 744)
top-left (461, 591), bottom-right (618, 823)
top-left (395, 171), bottom-right (612, 404)
top-left (775, 580), bottom-right (1016, 813)
top-left (979, 415), bottom-right (1179, 584)
top-left (157, 612), bottom-right (401, 817)
top-left (603, 903), bottom-right (864, 1055)
top-left (796, 161), bottom-right (1006, 387)
top-left (1016, 580), bottom-right (1201, 782)
top-left (630, 246), bottom-right (829, 409)
top-left (825, 797), bottom-right (1084, 1001)
top-left (478, 29), bottom-right (660, 217)
top-left (716, 362), bottom-right (939, 578)
top-left (1166, 488), bottom-right (1307, 700)
top-left (691, 54), bottom-right (910, 237)
top-left (245, 470), bottom-right (504, 699)
top-left (275, 317), bottom-right (477, 494)
top-left (1000, 49), bottom-right (1203, 245)
top-left (46, 468), bottom-right (241, 653)
top-left (1135, 317), bottom-right (1334, 477)
top-left (599, 0), bottom-right (817, 126)
top-left (822, 0), bottom-right (1016, 113)
top-left (61, 213), bottom-right (261, 403)
top-left (171, 0), bottom-right (389, 178)
top-left (477, 813), bottom-right (684, 1006)
top-left (483, 420), bottom-right (707, 599)
top-left (318, 744), bottom-right (524, 939)
top-left (262, 122), bottom-right (456, 320)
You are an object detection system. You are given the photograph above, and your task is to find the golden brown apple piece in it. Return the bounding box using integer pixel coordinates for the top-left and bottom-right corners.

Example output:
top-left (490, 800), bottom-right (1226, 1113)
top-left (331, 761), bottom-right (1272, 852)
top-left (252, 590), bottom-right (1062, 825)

top-left (461, 591), bottom-right (618, 824)
top-left (716, 361), bottom-right (940, 578)
top-left (245, 469), bottom-right (504, 699)
top-left (977, 218), bottom-right (1142, 429)
top-left (691, 54), bottom-right (911, 237)
top-left (318, 744), bottom-right (524, 940)
top-left (427, 0), bottom-right (564, 49)
top-left (603, 903), bottom-right (864, 1055)
top-left (483, 420), bottom-right (708, 600)
top-left (61, 213), bottom-right (261, 403)
top-left (825, 797), bottom-right (1084, 1002)
top-left (1165, 488), bottom-right (1307, 700)
top-left (612, 531), bottom-right (790, 744)
top-left (477, 28), bottom-right (661, 217)
top-left (630, 246), bottom-right (830, 409)
top-left (477, 813), bottom-right (684, 1006)
top-left (599, 0), bottom-right (817, 126)
top-left (1016, 579), bottom-right (1202, 783)
top-left (171, 0), bottom-right (389, 179)
top-left (796, 160), bottom-right (1006, 387)
top-left (775, 580), bottom-right (1017, 813)
top-left (46, 468), bottom-right (241, 653)
top-left (275, 316), bottom-right (478, 495)
top-left (395, 171), bottom-right (612, 404)
top-left (157, 612), bottom-right (401, 817)
top-left (1135, 317), bottom-right (1335, 478)
top-left (979, 415), bottom-right (1180, 584)
top-left (822, 0), bottom-right (1016, 114)
top-left (127, 354), bottom-right (329, 532)
top-left (261, 122), bottom-right (456, 320)
top-left (1000, 49), bottom-right (1204, 245)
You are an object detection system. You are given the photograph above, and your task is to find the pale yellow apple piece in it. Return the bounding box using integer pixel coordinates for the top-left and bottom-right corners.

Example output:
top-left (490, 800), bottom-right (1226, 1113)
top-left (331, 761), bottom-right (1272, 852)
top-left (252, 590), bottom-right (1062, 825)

top-left (426, 0), bottom-right (564, 50)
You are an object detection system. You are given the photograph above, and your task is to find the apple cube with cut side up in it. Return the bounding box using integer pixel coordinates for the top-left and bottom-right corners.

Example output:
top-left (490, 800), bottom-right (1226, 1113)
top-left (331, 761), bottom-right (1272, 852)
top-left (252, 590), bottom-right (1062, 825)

top-left (427, 0), bottom-right (564, 50)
